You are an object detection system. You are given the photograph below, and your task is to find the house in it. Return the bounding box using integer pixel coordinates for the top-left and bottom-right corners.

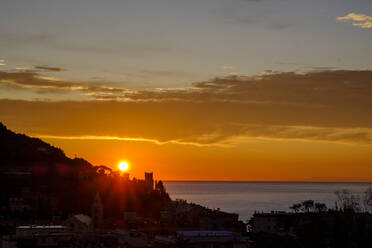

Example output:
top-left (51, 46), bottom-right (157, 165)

top-left (16, 225), bottom-right (70, 238)
top-left (200, 211), bottom-right (246, 232)
top-left (64, 214), bottom-right (92, 234)
top-left (251, 212), bottom-right (300, 236)
top-left (2, 225), bottom-right (74, 248)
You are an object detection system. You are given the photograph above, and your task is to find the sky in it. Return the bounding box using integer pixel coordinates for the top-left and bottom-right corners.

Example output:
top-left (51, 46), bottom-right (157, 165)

top-left (1, 0), bottom-right (372, 181)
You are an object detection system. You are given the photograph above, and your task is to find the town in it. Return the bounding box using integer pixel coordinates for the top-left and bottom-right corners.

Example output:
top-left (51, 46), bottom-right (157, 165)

top-left (1, 123), bottom-right (372, 248)
top-left (1, 169), bottom-right (248, 248)
top-left (0, 123), bottom-right (248, 248)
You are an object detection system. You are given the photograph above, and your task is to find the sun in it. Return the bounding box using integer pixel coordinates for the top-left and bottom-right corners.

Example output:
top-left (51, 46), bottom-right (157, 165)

top-left (118, 161), bottom-right (129, 172)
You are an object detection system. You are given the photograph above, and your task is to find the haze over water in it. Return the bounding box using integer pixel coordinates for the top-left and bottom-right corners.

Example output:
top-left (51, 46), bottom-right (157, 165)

top-left (165, 181), bottom-right (372, 221)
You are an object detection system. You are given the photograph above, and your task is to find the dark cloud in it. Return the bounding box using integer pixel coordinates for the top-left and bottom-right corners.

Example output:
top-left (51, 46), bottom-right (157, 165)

top-left (311, 67), bottom-right (336, 71)
top-left (1, 70), bottom-right (372, 146)
top-left (0, 71), bottom-right (75, 88)
top-left (0, 70), bottom-right (129, 96)
top-left (269, 22), bottom-right (292, 30)
top-left (34, 66), bottom-right (66, 72)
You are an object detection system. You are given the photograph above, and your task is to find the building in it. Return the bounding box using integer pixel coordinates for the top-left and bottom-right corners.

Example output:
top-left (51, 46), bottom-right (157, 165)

top-left (114, 230), bottom-right (150, 248)
top-left (1, 225), bottom-right (74, 248)
top-left (155, 230), bottom-right (250, 248)
top-left (200, 211), bottom-right (246, 232)
top-left (122, 172), bottom-right (130, 180)
top-left (251, 212), bottom-right (299, 236)
top-left (145, 172), bottom-right (154, 190)
top-left (64, 214), bottom-right (92, 234)
top-left (124, 211), bottom-right (137, 222)
top-left (16, 225), bottom-right (70, 237)
top-left (8, 194), bottom-right (32, 213)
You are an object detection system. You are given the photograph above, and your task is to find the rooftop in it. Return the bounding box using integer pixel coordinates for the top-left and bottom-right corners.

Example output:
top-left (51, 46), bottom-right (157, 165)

top-left (17, 225), bottom-right (68, 229)
top-left (73, 214), bottom-right (92, 225)
top-left (176, 231), bottom-right (233, 237)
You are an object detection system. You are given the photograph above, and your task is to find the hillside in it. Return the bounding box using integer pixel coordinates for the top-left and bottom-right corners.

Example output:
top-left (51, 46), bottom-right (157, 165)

top-left (0, 122), bottom-right (93, 173)
top-left (0, 122), bottom-right (170, 222)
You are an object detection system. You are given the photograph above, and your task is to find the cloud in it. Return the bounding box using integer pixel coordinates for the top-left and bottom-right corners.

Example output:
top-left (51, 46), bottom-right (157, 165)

top-left (1, 98), bottom-right (371, 147)
top-left (35, 66), bottom-right (66, 72)
top-left (351, 21), bottom-right (372, 29)
top-left (2, 69), bottom-right (372, 109)
top-left (337, 13), bottom-right (372, 29)
top-left (0, 70), bottom-right (131, 97)
top-left (1, 68), bottom-right (372, 147)
top-left (31, 134), bottom-right (223, 147)
top-left (0, 70), bottom-right (78, 89)
top-left (15, 67), bottom-right (30, 71)
top-left (261, 69), bottom-right (279, 75)
top-left (137, 69), bottom-right (191, 78)
top-left (337, 13), bottom-right (372, 22)
top-left (1, 69), bottom-right (372, 146)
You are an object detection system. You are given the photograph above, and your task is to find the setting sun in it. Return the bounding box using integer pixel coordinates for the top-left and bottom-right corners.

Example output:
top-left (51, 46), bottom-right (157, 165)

top-left (118, 161), bottom-right (129, 172)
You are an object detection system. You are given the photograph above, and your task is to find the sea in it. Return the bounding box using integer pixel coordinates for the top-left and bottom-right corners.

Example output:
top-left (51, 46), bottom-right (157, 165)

top-left (164, 181), bottom-right (372, 222)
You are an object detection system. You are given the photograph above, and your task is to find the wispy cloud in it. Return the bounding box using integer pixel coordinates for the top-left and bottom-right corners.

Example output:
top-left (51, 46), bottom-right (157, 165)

top-left (222, 66), bottom-right (233, 70)
top-left (15, 67), bottom-right (30, 71)
top-left (35, 66), bottom-right (66, 72)
top-left (0, 70), bottom-right (132, 98)
top-left (5, 101), bottom-right (372, 147)
top-left (337, 13), bottom-right (372, 29)
top-left (31, 134), bottom-right (228, 147)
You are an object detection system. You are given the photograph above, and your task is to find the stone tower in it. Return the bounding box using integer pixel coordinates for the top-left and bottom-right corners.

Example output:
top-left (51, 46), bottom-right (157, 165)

top-left (145, 172), bottom-right (154, 190)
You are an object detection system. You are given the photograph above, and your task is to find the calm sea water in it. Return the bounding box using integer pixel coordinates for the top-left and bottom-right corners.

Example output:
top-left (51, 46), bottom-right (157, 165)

top-left (164, 181), bottom-right (372, 221)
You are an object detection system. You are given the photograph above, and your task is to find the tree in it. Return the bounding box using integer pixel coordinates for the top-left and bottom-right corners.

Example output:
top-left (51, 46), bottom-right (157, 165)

top-left (363, 187), bottom-right (372, 213)
top-left (314, 202), bottom-right (327, 212)
top-left (301, 200), bottom-right (314, 212)
top-left (335, 189), bottom-right (361, 212)
top-left (156, 180), bottom-right (166, 194)
top-left (289, 203), bottom-right (302, 213)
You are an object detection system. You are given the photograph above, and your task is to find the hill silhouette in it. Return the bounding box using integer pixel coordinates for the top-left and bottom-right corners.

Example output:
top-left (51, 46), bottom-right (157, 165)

top-left (0, 122), bottom-right (93, 172)
top-left (0, 122), bottom-right (170, 225)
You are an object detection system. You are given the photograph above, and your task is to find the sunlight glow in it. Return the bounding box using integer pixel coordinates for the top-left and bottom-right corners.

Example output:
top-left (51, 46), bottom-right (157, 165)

top-left (118, 161), bottom-right (129, 171)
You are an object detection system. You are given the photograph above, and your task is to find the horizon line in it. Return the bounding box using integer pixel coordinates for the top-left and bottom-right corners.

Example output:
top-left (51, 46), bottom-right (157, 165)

top-left (162, 180), bottom-right (372, 184)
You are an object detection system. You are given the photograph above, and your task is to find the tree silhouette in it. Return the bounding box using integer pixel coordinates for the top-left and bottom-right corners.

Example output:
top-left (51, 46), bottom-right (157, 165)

top-left (301, 200), bottom-right (314, 212)
top-left (335, 189), bottom-right (361, 212)
top-left (289, 203), bottom-right (302, 213)
top-left (314, 202), bottom-right (327, 212)
top-left (363, 187), bottom-right (372, 213)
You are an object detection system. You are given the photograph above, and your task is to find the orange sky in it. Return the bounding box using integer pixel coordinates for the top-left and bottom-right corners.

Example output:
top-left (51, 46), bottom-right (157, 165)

top-left (37, 136), bottom-right (371, 182)
top-left (1, 70), bottom-right (372, 181)
top-left (1, 1), bottom-right (372, 182)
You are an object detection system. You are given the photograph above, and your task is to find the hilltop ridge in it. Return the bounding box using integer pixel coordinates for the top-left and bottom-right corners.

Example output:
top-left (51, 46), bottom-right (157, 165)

top-left (0, 122), bottom-right (93, 171)
top-left (0, 122), bottom-right (170, 223)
